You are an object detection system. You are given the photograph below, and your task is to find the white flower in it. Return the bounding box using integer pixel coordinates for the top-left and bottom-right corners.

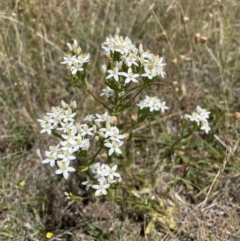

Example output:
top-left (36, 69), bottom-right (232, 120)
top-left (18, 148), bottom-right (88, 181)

top-left (93, 163), bottom-right (108, 182)
top-left (137, 100), bottom-right (146, 110)
top-left (104, 140), bottom-right (123, 156)
top-left (95, 111), bottom-right (110, 122)
top-left (124, 52), bottom-right (139, 67)
top-left (120, 68), bottom-right (139, 85)
top-left (61, 55), bottom-right (77, 66)
top-left (62, 108), bottom-right (76, 122)
top-left (80, 124), bottom-right (94, 136)
top-left (153, 56), bottom-right (166, 78)
top-left (69, 133), bottom-right (82, 152)
top-left (42, 150), bottom-right (58, 167)
top-left (82, 175), bottom-right (93, 191)
top-left (55, 160), bottom-right (76, 179)
top-left (60, 139), bottom-right (74, 152)
top-left (81, 139), bottom-right (90, 151)
top-left (100, 124), bottom-right (118, 138)
top-left (71, 63), bottom-right (84, 75)
top-left (46, 106), bottom-right (63, 120)
top-left (92, 180), bottom-right (110, 196)
top-left (106, 67), bottom-right (122, 82)
top-left (109, 128), bottom-right (125, 142)
top-left (61, 129), bottom-right (77, 143)
top-left (196, 106), bottom-right (210, 120)
top-left (107, 176), bottom-right (117, 184)
top-left (100, 86), bottom-right (115, 98)
top-left (200, 121), bottom-right (211, 134)
top-left (77, 53), bottom-right (90, 63)
top-left (57, 121), bottom-right (74, 133)
top-left (58, 150), bottom-right (76, 162)
top-left (141, 65), bottom-right (157, 79)
top-left (39, 121), bottom-right (56, 135)
top-left (103, 164), bottom-right (121, 180)
top-left (84, 114), bottom-right (95, 122)
top-left (148, 97), bottom-right (161, 112)
top-left (185, 112), bottom-right (200, 124)
top-left (159, 101), bottom-right (169, 113)
top-left (90, 162), bottom-right (101, 174)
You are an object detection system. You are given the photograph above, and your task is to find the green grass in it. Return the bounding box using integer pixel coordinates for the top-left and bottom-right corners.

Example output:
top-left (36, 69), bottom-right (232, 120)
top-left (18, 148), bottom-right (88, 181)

top-left (1, 0), bottom-right (240, 240)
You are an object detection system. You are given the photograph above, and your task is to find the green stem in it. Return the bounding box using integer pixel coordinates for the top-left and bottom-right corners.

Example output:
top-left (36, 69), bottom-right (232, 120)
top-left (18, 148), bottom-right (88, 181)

top-left (115, 86), bottom-right (145, 114)
top-left (51, 130), bottom-right (62, 139)
top-left (89, 147), bottom-right (103, 165)
top-left (86, 88), bottom-right (110, 111)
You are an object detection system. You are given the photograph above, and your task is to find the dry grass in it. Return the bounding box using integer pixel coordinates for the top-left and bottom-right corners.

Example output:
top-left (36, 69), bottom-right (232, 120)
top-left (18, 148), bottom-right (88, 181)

top-left (1, 0), bottom-right (240, 240)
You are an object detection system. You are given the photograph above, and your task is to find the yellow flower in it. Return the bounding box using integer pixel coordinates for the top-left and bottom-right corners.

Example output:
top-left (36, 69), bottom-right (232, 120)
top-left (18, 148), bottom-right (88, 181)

top-left (19, 181), bottom-right (26, 187)
top-left (46, 232), bottom-right (53, 239)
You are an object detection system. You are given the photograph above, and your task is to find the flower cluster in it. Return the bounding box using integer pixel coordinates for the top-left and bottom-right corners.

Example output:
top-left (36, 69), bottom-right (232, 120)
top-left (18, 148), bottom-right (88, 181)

top-left (137, 96), bottom-right (169, 113)
top-left (100, 35), bottom-right (166, 90)
top-left (61, 40), bottom-right (90, 75)
top-left (82, 162), bottom-right (122, 196)
top-left (38, 101), bottom-right (125, 182)
top-left (38, 35), bottom-right (213, 201)
top-left (184, 106), bottom-right (211, 134)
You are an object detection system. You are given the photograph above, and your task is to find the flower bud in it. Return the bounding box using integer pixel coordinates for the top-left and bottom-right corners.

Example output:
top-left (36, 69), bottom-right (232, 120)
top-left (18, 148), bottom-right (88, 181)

top-left (61, 100), bottom-right (68, 108)
top-left (124, 133), bottom-right (129, 140)
top-left (73, 39), bottom-right (78, 48)
top-left (101, 64), bottom-right (107, 73)
top-left (70, 101), bottom-right (77, 109)
top-left (111, 116), bottom-right (118, 125)
top-left (131, 114), bottom-right (137, 122)
top-left (76, 47), bottom-right (82, 56)
top-left (67, 43), bottom-right (72, 51)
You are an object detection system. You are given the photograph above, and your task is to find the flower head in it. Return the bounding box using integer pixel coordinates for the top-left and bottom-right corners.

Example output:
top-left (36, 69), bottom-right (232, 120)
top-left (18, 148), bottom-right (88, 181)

top-left (55, 160), bottom-right (76, 179)
top-left (92, 180), bottom-right (110, 196)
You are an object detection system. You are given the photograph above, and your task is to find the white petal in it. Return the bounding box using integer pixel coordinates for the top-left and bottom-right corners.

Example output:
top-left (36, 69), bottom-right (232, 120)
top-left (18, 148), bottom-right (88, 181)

top-left (67, 167), bottom-right (76, 172)
top-left (63, 171), bottom-right (69, 179)
top-left (55, 169), bottom-right (63, 174)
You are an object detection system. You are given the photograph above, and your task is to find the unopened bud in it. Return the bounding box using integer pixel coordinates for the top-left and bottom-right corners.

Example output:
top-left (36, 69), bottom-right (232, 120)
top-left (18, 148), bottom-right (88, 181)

top-left (100, 153), bottom-right (108, 159)
top-left (61, 100), bottom-right (68, 108)
top-left (207, 13), bottom-right (213, 20)
top-left (67, 43), bottom-right (72, 51)
top-left (93, 125), bottom-right (97, 133)
top-left (124, 133), bottom-right (129, 140)
top-left (70, 101), bottom-right (77, 109)
top-left (111, 116), bottom-right (118, 125)
top-left (172, 58), bottom-right (178, 64)
top-left (150, 195), bottom-right (155, 200)
top-left (194, 33), bottom-right (201, 44)
top-left (183, 16), bottom-right (189, 24)
top-left (180, 55), bottom-right (186, 61)
top-left (131, 114), bottom-right (137, 122)
top-left (119, 91), bottom-right (125, 97)
top-left (98, 131), bottom-right (105, 138)
top-left (101, 64), bottom-right (107, 73)
top-left (234, 112), bottom-right (240, 121)
top-left (73, 39), bottom-right (78, 48)
top-left (200, 36), bottom-right (207, 44)
top-left (118, 177), bottom-right (122, 183)
top-left (76, 47), bottom-right (82, 56)
top-left (95, 121), bottom-right (101, 128)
